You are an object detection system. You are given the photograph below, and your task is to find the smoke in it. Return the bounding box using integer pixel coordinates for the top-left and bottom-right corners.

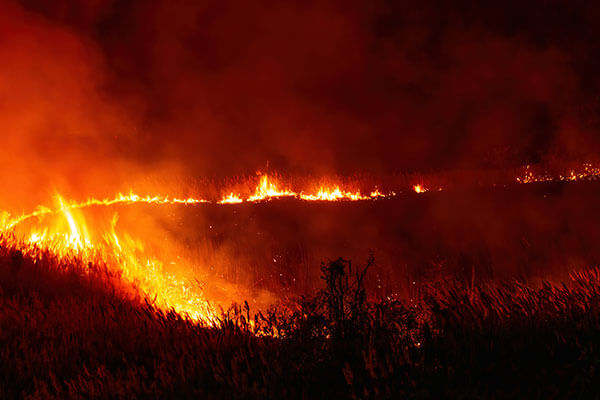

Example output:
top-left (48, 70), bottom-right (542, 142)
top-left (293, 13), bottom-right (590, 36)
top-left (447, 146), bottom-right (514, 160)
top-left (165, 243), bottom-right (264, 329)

top-left (3, 0), bottom-right (600, 306)
top-left (88, 0), bottom-right (597, 175)
top-left (0, 2), bottom-right (131, 210)
top-left (2, 0), bottom-right (600, 205)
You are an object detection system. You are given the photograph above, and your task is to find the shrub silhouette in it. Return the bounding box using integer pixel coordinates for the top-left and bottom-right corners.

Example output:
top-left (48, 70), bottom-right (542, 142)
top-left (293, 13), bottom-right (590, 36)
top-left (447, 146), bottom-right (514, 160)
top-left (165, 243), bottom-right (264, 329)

top-left (318, 256), bottom-right (372, 340)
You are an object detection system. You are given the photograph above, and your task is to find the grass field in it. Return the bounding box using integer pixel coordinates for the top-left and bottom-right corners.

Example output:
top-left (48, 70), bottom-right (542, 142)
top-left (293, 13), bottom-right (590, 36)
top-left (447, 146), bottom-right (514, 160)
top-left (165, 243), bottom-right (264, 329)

top-left (3, 233), bottom-right (600, 399)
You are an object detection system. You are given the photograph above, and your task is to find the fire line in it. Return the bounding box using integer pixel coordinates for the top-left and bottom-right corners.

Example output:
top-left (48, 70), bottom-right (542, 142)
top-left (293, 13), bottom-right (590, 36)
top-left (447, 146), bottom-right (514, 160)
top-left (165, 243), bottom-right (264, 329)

top-left (2, 165), bottom-right (600, 324)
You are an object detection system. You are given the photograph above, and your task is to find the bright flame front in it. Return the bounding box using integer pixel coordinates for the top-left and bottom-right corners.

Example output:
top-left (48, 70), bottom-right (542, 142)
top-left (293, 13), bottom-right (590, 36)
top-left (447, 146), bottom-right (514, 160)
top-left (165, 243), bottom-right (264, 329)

top-left (15, 196), bottom-right (215, 323)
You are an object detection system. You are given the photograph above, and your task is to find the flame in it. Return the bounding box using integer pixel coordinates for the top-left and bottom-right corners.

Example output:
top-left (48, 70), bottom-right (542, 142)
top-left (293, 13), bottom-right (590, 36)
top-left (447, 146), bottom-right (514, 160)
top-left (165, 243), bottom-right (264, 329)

top-left (2, 165), bottom-right (599, 323)
top-left (219, 193), bottom-right (244, 204)
top-left (413, 184), bottom-right (428, 194)
top-left (515, 163), bottom-right (600, 184)
top-left (0, 173), bottom-right (400, 323)
top-left (3, 165), bottom-right (599, 234)
top-left (247, 175), bottom-right (296, 202)
top-left (370, 189), bottom-right (388, 198)
top-left (300, 187), bottom-right (369, 201)
top-left (58, 196), bottom-right (91, 250)
top-left (11, 196), bottom-right (215, 323)
top-left (216, 174), bottom-right (395, 203)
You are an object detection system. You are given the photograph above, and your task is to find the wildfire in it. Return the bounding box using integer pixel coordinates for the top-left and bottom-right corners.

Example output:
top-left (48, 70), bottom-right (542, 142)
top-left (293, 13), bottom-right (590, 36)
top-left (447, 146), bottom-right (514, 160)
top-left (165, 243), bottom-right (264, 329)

top-left (299, 187), bottom-right (363, 201)
top-left (413, 184), bottom-right (428, 194)
top-left (247, 175), bottom-right (296, 202)
top-left (1, 192), bottom-right (211, 232)
top-left (2, 164), bottom-right (599, 324)
top-left (515, 163), bottom-right (600, 184)
top-left (11, 196), bottom-right (215, 322)
top-left (0, 173), bottom-right (404, 324)
top-left (0, 174), bottom-right (398, 324)
top-left (215, 174), bottom-right (395, 204)
top-left (219, 193), bottom-right (243, 204)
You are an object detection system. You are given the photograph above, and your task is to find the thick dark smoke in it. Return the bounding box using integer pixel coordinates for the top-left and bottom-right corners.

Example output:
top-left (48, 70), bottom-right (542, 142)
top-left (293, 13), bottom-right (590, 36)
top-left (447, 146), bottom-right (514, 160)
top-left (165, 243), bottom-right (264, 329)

top-left (2, 0), bottom-right (600, 206)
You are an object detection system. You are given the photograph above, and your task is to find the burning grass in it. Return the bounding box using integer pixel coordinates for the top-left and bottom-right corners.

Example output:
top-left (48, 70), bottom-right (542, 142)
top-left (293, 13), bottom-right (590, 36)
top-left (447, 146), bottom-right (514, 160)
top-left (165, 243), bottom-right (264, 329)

top-left (2, 241), bottom-right (600, 398)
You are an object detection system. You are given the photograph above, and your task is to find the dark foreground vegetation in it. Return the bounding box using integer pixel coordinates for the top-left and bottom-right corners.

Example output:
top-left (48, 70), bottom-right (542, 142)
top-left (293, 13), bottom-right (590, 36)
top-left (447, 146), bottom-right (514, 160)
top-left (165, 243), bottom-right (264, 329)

top-left (2, 243), bottom-right (600, 399)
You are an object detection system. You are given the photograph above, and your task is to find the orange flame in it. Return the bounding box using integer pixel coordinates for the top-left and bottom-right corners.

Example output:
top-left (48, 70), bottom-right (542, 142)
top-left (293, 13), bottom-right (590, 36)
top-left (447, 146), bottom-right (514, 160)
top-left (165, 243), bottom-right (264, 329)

top-left (516, 163), bottom-right (600, 184)
top-left (219, 193), bottom-right (244, 204)
top-left (413, 184), bottom-right (428, 194)
top-left (9, 195), bottom-right (215, 322)
top-left (247, 175), bottom-right (296, 202)
top-left (0, 173), bottom-right (400, 323)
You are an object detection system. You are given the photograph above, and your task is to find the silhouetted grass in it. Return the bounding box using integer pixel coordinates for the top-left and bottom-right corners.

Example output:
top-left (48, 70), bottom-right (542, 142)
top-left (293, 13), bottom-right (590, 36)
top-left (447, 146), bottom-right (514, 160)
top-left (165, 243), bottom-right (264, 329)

top-left (2, 240), bottom-right (600, 399)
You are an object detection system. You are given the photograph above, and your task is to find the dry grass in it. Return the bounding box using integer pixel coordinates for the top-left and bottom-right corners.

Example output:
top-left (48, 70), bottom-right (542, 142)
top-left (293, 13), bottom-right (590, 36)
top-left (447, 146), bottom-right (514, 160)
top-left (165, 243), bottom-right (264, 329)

top-left (1, 241), bottom-right (600, 399)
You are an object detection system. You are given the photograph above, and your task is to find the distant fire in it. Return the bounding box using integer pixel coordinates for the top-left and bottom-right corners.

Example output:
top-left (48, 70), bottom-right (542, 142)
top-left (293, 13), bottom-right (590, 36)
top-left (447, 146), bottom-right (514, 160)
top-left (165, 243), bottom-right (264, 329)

top-left (515, 163), bottom-right (600, 184)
